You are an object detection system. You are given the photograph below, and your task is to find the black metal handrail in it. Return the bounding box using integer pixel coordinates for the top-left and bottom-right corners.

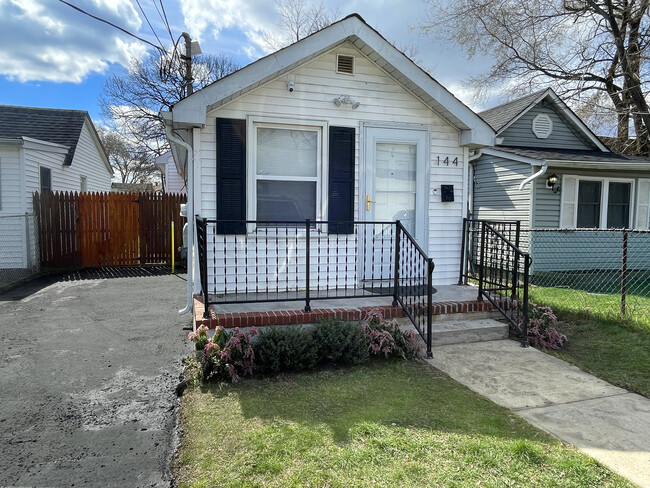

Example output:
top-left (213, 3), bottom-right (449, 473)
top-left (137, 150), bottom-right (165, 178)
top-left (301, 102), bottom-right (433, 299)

top-left (195, 216), bottom-right (435, 357)
top-left (460, 218), bottom-right (531, 346)
top-left (393, 221), bottom-right (434, 357)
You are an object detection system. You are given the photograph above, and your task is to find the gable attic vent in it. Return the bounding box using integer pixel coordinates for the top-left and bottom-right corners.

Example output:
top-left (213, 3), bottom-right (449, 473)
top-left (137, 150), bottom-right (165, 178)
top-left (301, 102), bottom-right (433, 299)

top-left (532, 113), bottom-right (553, 139)
top-left (336, 54), bottom-right (355, 75)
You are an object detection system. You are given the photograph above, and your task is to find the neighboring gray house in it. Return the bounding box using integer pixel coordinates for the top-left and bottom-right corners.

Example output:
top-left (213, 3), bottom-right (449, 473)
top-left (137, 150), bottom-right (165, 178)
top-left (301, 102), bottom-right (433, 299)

top-left (470, 89), bottom-right (650, 272)
top-left (0, 105), bottom-right (112, 272)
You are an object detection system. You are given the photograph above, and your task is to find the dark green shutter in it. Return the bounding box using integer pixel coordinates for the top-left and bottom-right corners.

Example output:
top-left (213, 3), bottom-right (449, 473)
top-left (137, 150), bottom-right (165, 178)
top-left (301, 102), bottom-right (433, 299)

top-left (328, 126), bottom-right (355, 234)
top-left (216, 118), bottom-right (246, 234)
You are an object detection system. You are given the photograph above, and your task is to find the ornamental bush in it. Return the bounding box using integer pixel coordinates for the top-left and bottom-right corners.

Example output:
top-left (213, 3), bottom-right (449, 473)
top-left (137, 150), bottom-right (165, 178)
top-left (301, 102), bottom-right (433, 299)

top-left (361, 309), bottom-right (423, 360)
top-left (188, 326), bottom-right (257, 382)
top-left (254, 326), bottom-right (318, 374)
top-left (313, 319), bottom-right (369, 365)
top-left (526, 304), bottom-right (567, 350)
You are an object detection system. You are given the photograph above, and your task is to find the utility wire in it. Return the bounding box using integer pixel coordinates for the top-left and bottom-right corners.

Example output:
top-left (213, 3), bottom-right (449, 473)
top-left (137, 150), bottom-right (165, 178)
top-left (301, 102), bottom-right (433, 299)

top-left (135, 0), bottom-right (165, 52)
top-left (58, 0), bottom-right (166, 54)
top-left (155, 0), bottom-right (175, 44)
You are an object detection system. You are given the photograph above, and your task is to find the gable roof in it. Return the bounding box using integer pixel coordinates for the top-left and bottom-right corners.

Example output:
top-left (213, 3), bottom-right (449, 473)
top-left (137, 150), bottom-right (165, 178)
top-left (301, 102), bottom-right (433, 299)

top-left (478, 89), bottom-right (609, 152)
top-left (478, 91), bottom-right (546, 133)
top-left (164, 14), bottom-right (494, 147)
top-left (0, 105), bottom-right (96, 166)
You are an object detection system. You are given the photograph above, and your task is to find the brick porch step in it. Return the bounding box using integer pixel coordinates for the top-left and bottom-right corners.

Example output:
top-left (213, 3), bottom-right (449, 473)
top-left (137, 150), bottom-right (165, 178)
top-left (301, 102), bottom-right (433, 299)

top-left (194, 295), bottom-right (496, 329)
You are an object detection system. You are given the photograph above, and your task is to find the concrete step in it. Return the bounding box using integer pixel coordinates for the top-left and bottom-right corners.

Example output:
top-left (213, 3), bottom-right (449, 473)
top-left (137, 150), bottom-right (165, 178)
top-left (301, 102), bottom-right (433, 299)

top-left (431, 318), bottom-right (509, 346)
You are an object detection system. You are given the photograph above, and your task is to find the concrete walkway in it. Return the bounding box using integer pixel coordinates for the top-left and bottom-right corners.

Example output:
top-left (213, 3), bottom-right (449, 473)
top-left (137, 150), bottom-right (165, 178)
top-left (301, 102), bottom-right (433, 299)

top-left (428, 339), bottom-right (650, 488)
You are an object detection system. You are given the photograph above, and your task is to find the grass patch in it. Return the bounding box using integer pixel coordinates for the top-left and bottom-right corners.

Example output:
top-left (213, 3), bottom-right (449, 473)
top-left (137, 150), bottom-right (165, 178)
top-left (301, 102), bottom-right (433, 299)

top-left (530, 286), bottom-right (650, 397)
top-left (175, 361), bottom-right (632, 488)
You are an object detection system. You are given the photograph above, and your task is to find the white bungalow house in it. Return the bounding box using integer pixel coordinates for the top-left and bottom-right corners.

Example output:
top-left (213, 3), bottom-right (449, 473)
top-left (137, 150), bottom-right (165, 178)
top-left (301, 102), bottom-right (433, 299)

top-left (155, 151), bottom-right (187, 194)
top-left (162, 14), bottom-right (494, 315)
top-left (0, 105), bottom-right (112, 275)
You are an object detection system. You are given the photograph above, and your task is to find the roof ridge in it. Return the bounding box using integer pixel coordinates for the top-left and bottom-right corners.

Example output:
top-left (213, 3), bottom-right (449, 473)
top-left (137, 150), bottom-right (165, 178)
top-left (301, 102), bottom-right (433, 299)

top-left (0, 104), bottom-right (89, 115)
top-left (478, 89), bottom-right (547, 115)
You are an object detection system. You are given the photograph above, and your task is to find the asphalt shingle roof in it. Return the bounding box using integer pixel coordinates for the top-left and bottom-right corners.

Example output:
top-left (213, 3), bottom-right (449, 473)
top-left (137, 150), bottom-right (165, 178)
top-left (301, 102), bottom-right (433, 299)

top-left (478, 90), bottom-right (547, 133)
top-left (0, 105), bottom-right (89, 165)
top-left (496, 146), bottom-right (650, 165)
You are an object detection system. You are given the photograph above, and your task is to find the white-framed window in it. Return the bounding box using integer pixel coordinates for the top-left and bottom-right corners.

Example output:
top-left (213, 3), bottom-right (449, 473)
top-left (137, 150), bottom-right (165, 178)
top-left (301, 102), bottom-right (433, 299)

top-left (80, 176), bottom-right (87, 192)
top-left (248, 117), bottom-right (328, 224)
top-left (561, 175), bottom-right (635, 229)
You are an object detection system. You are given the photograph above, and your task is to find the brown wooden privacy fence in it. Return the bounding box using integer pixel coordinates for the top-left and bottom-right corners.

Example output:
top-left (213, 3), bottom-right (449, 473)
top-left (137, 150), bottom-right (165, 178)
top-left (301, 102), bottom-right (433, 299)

top-left (33, 191), bottom-right (187, 269)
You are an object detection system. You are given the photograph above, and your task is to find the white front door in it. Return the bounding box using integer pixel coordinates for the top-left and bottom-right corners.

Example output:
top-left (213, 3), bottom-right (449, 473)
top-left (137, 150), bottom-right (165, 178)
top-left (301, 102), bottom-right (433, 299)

top-left (361, 126), bottom-right (428, 283)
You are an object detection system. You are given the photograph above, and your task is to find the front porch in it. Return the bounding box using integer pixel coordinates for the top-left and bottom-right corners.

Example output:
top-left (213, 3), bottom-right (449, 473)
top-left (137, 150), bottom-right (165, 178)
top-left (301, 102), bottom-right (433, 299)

top-left (193, 284), bottom-right (495, 328)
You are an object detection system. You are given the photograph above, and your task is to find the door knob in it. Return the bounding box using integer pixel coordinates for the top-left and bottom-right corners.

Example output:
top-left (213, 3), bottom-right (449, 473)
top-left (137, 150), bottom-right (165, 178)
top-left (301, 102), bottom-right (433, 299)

top-left (366, 194), bottom-right (375, 211)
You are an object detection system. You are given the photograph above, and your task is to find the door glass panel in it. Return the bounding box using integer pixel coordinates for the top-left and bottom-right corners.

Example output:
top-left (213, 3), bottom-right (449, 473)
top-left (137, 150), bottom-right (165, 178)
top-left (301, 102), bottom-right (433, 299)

top-left (374, 143), bottom-right (417, 234)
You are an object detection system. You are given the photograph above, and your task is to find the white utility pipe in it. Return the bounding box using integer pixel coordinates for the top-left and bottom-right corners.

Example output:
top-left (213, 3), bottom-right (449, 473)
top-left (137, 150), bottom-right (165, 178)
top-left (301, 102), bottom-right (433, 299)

top-left (519, 165), bottom-right (547, 191)
top-left (165, 124), bottom-right (194, 315)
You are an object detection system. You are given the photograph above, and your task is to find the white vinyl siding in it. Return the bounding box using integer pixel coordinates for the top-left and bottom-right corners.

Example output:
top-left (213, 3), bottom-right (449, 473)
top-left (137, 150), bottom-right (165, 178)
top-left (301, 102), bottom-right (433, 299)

top-left (198, 42), bottom-right (465, 285)
top-left (164, 163), bottom-right (186, 194)
top-left (0, 147), bottom-right (23, 215)
top-left (68, 122), bottom-right (112, 191)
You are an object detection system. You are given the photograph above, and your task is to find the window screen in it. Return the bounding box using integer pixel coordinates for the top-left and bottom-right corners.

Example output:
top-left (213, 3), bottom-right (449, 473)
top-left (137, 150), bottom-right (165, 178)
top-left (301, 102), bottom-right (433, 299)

top-left (256, 126), bottom-right (319, 223)
top-left (577, 180), bottom-right (601, 228)
top-left (607, 182), bottom-right (631, 228)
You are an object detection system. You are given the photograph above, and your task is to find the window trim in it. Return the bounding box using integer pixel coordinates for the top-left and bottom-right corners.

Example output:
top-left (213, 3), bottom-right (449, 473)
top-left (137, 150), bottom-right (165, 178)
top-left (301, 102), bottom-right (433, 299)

top-left (247, 116), bottom-right (329, 229)
top-left (571, 175), bottom-right (635, 229)
top-left (80, 175), bottom-right (87, 192)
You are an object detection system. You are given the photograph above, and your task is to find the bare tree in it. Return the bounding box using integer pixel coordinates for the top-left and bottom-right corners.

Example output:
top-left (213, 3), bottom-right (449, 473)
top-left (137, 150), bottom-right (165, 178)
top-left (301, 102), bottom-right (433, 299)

top-left (420, 0), bottom-right (650, 154)
top-left (99, 129), bottom-right (159, 184)
top-left (263, 0), bottom-right (340, 49)
top-left (100, 50), bottom-right (239, 157)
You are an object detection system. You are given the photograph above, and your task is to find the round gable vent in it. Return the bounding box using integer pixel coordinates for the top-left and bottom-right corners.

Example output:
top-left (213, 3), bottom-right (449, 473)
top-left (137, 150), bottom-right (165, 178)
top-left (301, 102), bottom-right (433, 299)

top-left (532, 113), bottom-right (553, 139)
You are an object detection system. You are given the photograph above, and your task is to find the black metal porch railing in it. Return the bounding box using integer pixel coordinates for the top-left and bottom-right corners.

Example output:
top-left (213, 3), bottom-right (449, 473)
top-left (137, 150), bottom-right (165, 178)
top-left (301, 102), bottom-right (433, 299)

top-left (460, 218), bottom-right (532, 346)
top-left (195, 217), bottom-right (434, 357)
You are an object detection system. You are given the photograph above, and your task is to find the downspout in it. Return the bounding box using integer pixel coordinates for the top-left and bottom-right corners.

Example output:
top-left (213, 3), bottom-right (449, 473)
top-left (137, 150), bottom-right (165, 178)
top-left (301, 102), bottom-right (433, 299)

top-left (519, 164), bottom-right (547, 191)
top-left (164, 124), bottom-right (194, 315)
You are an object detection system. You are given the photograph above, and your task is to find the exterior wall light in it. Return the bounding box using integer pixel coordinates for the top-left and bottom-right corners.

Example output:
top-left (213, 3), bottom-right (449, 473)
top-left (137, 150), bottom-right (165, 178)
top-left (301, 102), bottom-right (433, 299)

top-left (546, 173), bottom-right (560, 193)
top-left (332, 95), bottom-right (360, 109)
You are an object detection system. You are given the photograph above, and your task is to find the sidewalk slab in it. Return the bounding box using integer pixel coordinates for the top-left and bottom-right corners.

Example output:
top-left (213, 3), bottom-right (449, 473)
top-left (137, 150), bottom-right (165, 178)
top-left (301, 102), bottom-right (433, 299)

top-left (427, 339), bottom-right (650, 488)
top-left (519, 393), bottom-right (650, 488)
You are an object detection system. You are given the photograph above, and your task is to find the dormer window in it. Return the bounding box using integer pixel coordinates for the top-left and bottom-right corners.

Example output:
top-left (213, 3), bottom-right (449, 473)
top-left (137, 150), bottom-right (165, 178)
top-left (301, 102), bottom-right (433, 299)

top-left (336, 54), bottom-right (355, 75)
top-left (532, 113), bottom-right (553, 139)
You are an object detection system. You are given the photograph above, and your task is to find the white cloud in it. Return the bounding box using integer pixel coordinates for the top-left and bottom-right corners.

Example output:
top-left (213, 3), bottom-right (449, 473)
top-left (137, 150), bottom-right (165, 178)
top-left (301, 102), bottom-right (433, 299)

top-left (0, 0), bottom-right (148, 83)
top-left (178, 0), bottom-right (284, 58)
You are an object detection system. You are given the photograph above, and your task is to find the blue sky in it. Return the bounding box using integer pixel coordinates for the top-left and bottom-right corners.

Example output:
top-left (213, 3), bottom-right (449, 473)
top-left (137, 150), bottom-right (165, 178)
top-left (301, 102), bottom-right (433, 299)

top-left (0, 0), bottom-right (497, 123)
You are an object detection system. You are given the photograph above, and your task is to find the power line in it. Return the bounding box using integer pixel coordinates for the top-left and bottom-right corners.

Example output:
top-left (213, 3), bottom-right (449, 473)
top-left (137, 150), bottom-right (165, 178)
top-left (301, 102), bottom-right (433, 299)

top-left (135, 0), bottom-right (165, 52)
top-left (58, 0), bottom-right (166, 54)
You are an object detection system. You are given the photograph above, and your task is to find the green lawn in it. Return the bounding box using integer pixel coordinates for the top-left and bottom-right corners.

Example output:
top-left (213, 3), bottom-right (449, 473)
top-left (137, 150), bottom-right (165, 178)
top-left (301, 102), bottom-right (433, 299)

top-left (530, 286), bottom-right (650, 398)
top-left (175, 361), bottom-right (632, 488)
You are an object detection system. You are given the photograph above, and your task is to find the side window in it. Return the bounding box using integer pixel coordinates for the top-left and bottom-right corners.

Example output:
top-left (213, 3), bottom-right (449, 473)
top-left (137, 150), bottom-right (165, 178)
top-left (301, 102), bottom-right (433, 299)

top-left (576, 180), bottom-right (601, 228)
top-left (80, 176), bottom-right (87, 192)
top-left (607, 182), bottom-right (631, 228)
top-left (40, 166), bottom-right (51, 193)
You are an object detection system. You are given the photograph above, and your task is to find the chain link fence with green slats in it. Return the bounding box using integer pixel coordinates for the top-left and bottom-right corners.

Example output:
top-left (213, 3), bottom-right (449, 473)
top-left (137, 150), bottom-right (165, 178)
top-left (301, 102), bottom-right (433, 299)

top-left (0, 213), bottom-right (40, 290)
top-left (525, 228), bottom-right (650, 325)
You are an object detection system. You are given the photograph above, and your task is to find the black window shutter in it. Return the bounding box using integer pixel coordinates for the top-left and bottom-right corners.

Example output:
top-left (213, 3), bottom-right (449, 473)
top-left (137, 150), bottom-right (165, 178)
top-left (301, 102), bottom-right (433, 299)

top-left (328, 126), bottom-right (355, 234)
top-left (216, 118), bottom-right (246, 234)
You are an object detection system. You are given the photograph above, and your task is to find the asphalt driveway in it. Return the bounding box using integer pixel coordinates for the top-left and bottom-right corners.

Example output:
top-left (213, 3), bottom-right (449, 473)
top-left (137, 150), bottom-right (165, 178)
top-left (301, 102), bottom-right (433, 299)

top-left (0, 267), bottom-right (192, 487)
